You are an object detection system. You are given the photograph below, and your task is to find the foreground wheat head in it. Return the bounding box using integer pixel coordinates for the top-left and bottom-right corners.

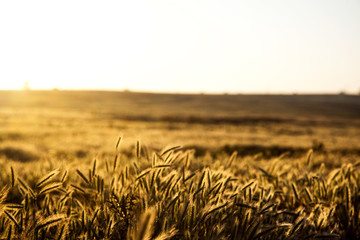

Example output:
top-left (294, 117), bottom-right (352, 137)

top-left (0, 141), bottom-right (359, 239)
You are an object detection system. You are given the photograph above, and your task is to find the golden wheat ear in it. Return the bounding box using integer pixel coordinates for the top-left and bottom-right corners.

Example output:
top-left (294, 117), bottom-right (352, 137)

top-left (128, 207), bottom-right (156, 240)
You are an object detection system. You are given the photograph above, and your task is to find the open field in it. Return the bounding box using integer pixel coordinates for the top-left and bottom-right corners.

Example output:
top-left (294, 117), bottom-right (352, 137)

top-left (1, 90), bottom-right (360, 160)
top-left (0, 90), bottom-right (360, 239)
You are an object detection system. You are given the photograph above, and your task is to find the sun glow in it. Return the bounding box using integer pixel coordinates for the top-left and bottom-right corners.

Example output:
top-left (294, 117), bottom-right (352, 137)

top-left (0, 0), bottom-right (359, 93)
top-left (0, 1), bottom-right (153, 90)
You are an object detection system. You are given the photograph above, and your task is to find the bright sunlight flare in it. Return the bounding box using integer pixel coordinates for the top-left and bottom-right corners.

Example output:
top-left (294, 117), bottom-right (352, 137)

top-left (0, 0), bottom-right (359, 93)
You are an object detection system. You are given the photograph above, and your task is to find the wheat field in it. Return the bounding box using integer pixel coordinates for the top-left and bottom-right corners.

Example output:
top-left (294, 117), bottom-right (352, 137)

top-left (0, 91), bottom-right (360, 239)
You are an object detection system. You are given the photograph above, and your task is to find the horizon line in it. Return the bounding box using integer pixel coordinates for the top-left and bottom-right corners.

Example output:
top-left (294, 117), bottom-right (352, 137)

top-left (0, 88), bottom-right (359, 96)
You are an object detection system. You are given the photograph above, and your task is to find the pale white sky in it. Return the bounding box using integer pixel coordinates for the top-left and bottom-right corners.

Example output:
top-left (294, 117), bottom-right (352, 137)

top-left (0, 0), bottom-right (359, 93)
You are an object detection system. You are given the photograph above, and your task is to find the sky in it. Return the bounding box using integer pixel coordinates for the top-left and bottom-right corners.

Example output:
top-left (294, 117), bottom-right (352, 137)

top-left (0, 0), bottom-right (359, 93)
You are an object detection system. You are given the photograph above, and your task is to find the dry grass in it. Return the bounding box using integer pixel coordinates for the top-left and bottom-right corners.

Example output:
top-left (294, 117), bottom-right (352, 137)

top-left (0, 91), bottom-right (359, 239)
top-left (0, 141), bottom-right (359, 239)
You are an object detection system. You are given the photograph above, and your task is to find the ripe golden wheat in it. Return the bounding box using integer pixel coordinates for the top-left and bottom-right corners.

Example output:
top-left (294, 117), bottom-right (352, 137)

top-left (0, 140), bottom-right (359, 239)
